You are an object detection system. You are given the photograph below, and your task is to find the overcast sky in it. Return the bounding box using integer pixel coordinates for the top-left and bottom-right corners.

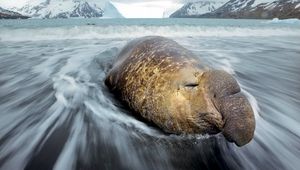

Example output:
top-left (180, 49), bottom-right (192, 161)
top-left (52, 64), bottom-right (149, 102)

top-left (111, 0), bottom-right (184, 18)
top-left (111, 0), bottom-right (226, 18)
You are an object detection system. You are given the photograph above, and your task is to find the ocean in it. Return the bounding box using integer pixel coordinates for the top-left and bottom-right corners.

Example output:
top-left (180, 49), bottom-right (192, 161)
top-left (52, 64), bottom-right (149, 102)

top-left (0, 18), bottom-right (300, 170)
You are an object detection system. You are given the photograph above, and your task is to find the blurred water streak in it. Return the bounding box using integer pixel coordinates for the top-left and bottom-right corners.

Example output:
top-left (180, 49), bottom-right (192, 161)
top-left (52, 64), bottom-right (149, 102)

top-left (0, 19), bottom-right (299, 170)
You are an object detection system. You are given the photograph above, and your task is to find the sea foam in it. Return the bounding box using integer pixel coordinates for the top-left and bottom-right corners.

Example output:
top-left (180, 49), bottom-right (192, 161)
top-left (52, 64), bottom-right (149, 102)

top-left (1, 25), bottom-right (300, 42)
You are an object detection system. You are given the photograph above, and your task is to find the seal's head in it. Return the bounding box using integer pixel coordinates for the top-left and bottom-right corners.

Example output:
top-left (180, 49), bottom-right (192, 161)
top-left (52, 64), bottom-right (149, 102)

top-left (168, 68), bottom-right (255, 146)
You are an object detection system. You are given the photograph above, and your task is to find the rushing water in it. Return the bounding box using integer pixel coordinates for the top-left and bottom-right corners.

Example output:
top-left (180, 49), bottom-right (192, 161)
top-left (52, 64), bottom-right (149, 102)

top-left (0, 18), bottom-right (299, 170)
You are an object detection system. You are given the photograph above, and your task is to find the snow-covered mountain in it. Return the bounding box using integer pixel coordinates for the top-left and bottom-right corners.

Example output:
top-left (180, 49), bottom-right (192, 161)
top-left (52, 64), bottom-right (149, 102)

top-left (0, 0), bottom-right (123, 19)
top-left (0, 7), bottom-right (29, 19)
top-left (210, 0), bottom-right (272, 13)
top-left (201, 0), bottom-right (300, 19)
top-left (170, 0), bottom-right (300, 19)
top-left (170, 0), bottom-right (227, 18)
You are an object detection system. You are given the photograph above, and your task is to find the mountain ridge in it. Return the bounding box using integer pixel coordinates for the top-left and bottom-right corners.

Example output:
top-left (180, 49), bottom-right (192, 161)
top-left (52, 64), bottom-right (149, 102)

top-left (0, 0), bottom-right (123, 19)
top-left (0, 7), bottom-right (30, 19)
top-left (170, 0), bottom-right (227, 18)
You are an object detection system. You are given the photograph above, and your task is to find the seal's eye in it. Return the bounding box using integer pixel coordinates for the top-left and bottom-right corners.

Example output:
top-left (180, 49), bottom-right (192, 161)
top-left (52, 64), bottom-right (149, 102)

top-left (185, 83), bottom-right (199, 88)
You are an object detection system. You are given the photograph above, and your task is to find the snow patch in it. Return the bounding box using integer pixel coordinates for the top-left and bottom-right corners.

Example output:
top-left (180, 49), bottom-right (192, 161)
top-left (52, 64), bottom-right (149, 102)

top-left (252, 0), bottom-right (274, 7)
top-left (186, 1), bottom-right (226, 15)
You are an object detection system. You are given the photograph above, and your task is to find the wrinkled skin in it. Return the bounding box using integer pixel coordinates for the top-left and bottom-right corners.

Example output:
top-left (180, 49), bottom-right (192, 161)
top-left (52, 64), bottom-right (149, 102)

top-left (105, 36), bottom-right (255, 146)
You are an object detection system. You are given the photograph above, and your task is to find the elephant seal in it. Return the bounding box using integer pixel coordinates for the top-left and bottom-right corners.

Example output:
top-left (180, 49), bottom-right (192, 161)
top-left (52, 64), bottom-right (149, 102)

top-left (105, 36), bottom-right (255, 146)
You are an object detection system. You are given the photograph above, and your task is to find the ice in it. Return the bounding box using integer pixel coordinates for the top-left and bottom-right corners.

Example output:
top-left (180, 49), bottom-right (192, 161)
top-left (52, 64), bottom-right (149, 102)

top-left (267, 18), bottom-right (300, 24)
top-left (102, 2), bottom-right (123, 18)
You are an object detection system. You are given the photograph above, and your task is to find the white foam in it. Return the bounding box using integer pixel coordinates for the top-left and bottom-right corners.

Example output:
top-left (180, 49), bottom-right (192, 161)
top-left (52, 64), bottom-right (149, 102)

top-left (53, 74), bottom-right (89, 108)
top-left (1, 25), bottom-right (300, 42)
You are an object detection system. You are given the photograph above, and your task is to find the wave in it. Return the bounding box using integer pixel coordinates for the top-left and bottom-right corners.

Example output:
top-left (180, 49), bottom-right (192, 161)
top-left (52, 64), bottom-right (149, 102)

top-left (1, 23), bottom-right (300, 169)
top-left (1, 25), bottom-right (300, 41)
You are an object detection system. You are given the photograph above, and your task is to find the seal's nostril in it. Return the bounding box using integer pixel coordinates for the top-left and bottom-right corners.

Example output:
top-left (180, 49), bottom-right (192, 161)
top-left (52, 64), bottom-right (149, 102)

top-left (213, 94), bottom-right (216, 98)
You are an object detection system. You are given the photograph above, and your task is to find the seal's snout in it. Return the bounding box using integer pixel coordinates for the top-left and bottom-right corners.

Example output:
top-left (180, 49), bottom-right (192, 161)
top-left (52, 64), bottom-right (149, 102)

top-left (220, 93), bottom-right (255, 146)
top-left (204, 70), bottom-right (255, 146)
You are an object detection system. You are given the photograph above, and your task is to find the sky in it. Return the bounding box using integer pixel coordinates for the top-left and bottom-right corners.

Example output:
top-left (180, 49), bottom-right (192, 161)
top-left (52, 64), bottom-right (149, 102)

top-left (111, 0), bottom-right (229, 18)
top-left (0, 0), bottom-right (226, 18)
top-left (111, 0), bottom-right (184, 18)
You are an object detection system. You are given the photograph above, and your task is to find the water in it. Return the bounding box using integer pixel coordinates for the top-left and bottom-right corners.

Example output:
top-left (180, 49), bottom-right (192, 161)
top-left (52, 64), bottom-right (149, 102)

top-left (0, 18), bottom-right (299, 170)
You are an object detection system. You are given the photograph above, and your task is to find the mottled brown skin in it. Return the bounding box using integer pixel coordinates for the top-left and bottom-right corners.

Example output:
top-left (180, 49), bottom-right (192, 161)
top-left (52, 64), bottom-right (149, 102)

top-left (105, 36), bottom-right (255, 146)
